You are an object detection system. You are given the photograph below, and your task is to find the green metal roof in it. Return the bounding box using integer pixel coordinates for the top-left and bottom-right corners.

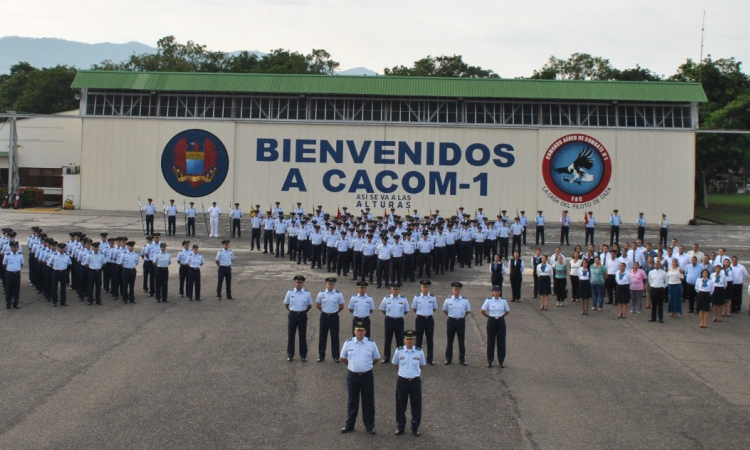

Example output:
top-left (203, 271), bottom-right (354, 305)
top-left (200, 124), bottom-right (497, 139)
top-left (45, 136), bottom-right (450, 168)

top-left (72, 70), bottom-right (708, 103)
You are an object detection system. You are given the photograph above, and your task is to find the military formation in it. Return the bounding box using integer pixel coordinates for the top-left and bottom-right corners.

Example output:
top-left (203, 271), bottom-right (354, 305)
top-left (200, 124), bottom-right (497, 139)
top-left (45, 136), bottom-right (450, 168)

top-left (1, 227), bottom-right (234, 308)
top-left (284, 275), bottom-right (510, 436)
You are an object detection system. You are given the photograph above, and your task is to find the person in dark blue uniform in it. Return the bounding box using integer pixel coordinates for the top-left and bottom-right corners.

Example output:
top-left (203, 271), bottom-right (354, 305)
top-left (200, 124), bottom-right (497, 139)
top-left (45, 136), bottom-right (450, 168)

top-left (392, 330), bottom-right (426, 436)
top-left (340, 321), bottom-right (381, 435)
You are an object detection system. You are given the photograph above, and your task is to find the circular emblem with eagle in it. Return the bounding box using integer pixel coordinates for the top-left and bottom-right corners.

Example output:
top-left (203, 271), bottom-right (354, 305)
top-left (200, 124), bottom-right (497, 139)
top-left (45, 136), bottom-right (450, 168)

top-left (161, 129), bottom-right (230, 198)
top-left (542, 134), bottom-right (611, 203)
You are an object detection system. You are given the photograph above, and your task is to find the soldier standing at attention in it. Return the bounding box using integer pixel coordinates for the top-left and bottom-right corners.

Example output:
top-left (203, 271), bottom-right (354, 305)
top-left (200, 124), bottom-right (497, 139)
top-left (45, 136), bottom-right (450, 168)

top-left (85, 242), bottom-right (106, 305)
top-left (119, 241), bottom-right (140, 304)
top-left (251, 205), bottom-right (262, 250)
top-left (610, 209), bottom-right (622, 246)
top-left (152, 242), bottom-right (172, 303)
top-left (535, 211), bottom-right (545, 246)
top-left (216, 240), bottom-right (234, 300)
top-left (166, 199), bottom-right (178, 236)
top-left (443, 282), bottom-right (471, 366)
top-left (177, 240), bottom-right (191, 298)
top-left (185, 202), bottom-right (197, 237)
top-left (284, 275), bottom-right (313, 362)
top-left (230, 203), bottom-right (242, 238)
top-left (481, 285), bottom-right (510, 368)
top-left (143, 198), bottom-right (156, 235)
top-left (560, 210), bottom-right (571, 246)
top-left (380, 283), bottom-right (409, 363)
top-left (263, 212), bottom-right (275, 254)
top-left (349, 281), bottom-right (375, 338)
top-left (141, 236), bottom-right (154, 294)
top-left (3, 241), bottom-right (24, 309)
top-left (340, 321), bottom-right (380, 435)
top-left (316, 277), bottom-right (345, 362)
top-left (50, 243), bottom-right (72, 307)
top-left (412, 280), bottom-right (438, 365)
top-left (392, 330), bottom-right (425, 437)
top-left (208, 201), bottom-right (222, 238)
top-left (186, 244), bottom-right (204, 301)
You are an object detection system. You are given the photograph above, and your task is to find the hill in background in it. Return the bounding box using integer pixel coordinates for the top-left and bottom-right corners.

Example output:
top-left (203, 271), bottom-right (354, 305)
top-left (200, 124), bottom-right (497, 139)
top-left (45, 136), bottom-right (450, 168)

top-left (0, 36), bottom-right (377, 75)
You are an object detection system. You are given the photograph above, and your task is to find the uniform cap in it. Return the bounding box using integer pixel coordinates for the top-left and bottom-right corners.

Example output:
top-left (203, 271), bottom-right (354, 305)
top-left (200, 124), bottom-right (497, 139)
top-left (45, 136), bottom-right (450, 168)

top-left (402, 330), bottom-right (417, 339)
top-left (419, 280), bottom-right (431, 286)
top-left (170, 199), bottom-right (174, 202)
top-left (537, 210), bottom-right (543, 213)
top-left (190, 202), bottom-right (194, 205)
top-left (100, 232), bottom-right (108, 237)
top-left (563, 210), bottom-right (568, 213)
top-left (275, 201), bottom-right (280, 204)
top-left (10, 241), bottom-right (18, 246)
top-left (234, 203), bottom-right (239, 206)
top-left (325, 277), bottom-right (337, 283)
top-left (297, 202), bottom-right (302, 205)
top-left (520, 210), bottom-right (525, 213)
top-left (153, 233), bottom-right (161, 237)
top-left (192, 244), bottom-right (199, 249)
top-left (492, 285), bottom-right (502, 292)
top-left (182, 240), bottom-right (190, 245)
top-left (354, 321), bottom-right (366, 330)
top-left (391, 283), bottom-right (402, 289)
top-left (393, 234), bottom-right (400, 239)
top-left (58, 243), bottom-right (66, 248)
top-left (126, 241), bottom-right (135, 246)
top-left (160, 243), bottom-right (167, 247)
top-left (255, 204), bottom-right (260, 207)
top-left (613, 209), bottom-right (619, 212)
top-left (221, 240), bottom-right (230, 244)
top-left (293, 275), bottom-right (306, 282)
top-left (356, 281), bottom-right (368, 287)
top-left (451, 282), bottom-right (463, 288)
top-left (146, 236), bottom-right (153, 241)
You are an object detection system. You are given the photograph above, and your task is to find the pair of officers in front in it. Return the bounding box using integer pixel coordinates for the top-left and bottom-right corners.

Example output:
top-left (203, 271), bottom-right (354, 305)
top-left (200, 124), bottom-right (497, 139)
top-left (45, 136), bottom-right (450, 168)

top-left (284, 276), bottom-right (510, 368)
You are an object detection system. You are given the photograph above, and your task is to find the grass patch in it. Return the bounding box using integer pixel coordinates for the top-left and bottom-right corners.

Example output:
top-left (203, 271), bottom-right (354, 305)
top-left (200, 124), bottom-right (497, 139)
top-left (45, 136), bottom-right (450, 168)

top-left (696, 194), bottom-right (750, 225)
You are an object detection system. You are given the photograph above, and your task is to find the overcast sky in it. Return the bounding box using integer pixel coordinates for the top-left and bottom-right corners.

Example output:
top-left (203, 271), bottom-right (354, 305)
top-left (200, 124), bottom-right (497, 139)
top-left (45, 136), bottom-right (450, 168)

top-left (5, 0), bottom-right (749, 77)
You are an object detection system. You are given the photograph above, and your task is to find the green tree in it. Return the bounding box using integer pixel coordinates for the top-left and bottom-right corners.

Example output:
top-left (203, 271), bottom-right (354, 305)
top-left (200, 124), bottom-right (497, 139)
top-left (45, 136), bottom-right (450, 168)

top-left (384, 55), bottom-right (499, 78)
top-left (670, 56), bottom-right (750, 208)
top-left (0, 62), bottom-right (37, 112)
top-left (92, 36), bottom-right (340, 75)
top-left (531, 53), bottom-right (620, 80)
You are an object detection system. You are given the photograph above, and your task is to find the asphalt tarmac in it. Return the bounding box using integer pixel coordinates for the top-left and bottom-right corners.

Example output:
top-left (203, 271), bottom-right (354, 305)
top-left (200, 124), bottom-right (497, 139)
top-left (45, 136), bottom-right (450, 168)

top-left (1, 209), bottom-right (749, 449)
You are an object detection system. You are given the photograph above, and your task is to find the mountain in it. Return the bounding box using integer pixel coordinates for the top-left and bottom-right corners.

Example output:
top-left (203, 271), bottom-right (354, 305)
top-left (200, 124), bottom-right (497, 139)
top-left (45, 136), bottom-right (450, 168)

top-left (0, 36), bottom-right (379, 75)
top-left (0, 36), bottom-right (156, 71)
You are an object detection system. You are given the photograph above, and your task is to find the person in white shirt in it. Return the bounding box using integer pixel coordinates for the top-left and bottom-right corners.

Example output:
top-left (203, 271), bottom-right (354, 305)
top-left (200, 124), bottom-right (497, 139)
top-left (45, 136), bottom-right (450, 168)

top-left (536, 255), bottom-right (553, 311)
top-left (695, 269), bottom-right (713, 328)
top-left (207, 201), bottom-right (222, 237)
top-left (729, 256), bottom-right (748, 314)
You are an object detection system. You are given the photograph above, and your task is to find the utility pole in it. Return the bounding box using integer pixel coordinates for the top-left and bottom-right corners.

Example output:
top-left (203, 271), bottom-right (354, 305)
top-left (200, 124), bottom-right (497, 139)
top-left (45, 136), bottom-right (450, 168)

top-left (7, 111), bottom-right (19, 197)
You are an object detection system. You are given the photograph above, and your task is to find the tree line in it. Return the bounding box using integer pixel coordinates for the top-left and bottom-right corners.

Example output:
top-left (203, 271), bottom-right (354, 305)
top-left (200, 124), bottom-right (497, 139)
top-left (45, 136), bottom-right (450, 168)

top-left (1, 36), bottom-right (748, 208)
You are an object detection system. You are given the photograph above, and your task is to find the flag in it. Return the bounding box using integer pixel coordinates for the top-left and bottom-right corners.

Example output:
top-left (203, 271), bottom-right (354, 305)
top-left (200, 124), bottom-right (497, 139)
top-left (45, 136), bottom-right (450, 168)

top-left (584, 212), bottom-right (589, 224)
top-left (384, 208), bottom-right (388, 218)
top-left (337, 207), bottom-right (342, 219)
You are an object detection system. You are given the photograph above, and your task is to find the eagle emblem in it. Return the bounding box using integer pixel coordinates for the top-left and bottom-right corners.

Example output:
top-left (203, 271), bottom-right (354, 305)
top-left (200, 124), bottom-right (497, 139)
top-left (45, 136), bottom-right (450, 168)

top-left (553, 147), bottom-right (595, 185)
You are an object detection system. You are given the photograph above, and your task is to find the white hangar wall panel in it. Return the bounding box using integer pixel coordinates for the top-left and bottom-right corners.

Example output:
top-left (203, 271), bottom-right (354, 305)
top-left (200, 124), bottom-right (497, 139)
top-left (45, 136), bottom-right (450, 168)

top-left (80, 118), bottom-right (236, 210)
top-left (77, 118), bottom-right (695, 223)
top-left (535, 129), bottom-right (694, 224)
top-left (0, 115), bottom-right (81, 168)
top-left (235, 122), bottom-right (539, 217)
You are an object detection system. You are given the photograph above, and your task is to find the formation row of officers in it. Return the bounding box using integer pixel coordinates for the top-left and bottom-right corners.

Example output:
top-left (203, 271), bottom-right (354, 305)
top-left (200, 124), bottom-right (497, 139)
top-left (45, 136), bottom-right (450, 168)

top-left (1, 227), bottom-right (235, 309)
top-left (283, 276), bottom-right (510, 435)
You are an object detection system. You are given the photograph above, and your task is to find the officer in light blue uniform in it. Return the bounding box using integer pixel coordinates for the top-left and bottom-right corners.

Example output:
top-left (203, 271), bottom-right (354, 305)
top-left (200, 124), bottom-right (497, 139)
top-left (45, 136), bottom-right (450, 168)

top-left (481, 286), bottom-right (510, 368)
top-left (379, 283), bottom-right (409, 363)
top-left (284, 275), bottom-right (313, 362)
top-left (50, 243), bottom-right (72, 307)
top-left (185, 202), bottom-right (197, 237)
top-left (86, 242), bottom-right (106, 305)
top-left (119, 241), bottom-right (140, 304)
top-left (340, 321), bottom-right (380, 435)
top-left (316, 277), bottom-right (345, 362)
top-left (412, 280), bottom-right (438, 365)
top-left (392, 329), bottom-right (425, 436)
top-left (152, 242), bottom-right (172, 303)
top-left (443, 281), bottom-right (471, 365)
top-left (177, 241), bottom-right (191, 297)
top-left (349, 281), bottom-right (375, 338)
top-left (216, 240), bottom-right (234, 300)
top-left (143, 199), bottom-right (157, 235)
top-left (166, 199), bottom-right (178, 236)
top-left (3, 241), bottom-right (24, 309)
top-left (230, 203), bottom-right (242, 238)
top-left (186, 244), bottom-right (204, 301)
